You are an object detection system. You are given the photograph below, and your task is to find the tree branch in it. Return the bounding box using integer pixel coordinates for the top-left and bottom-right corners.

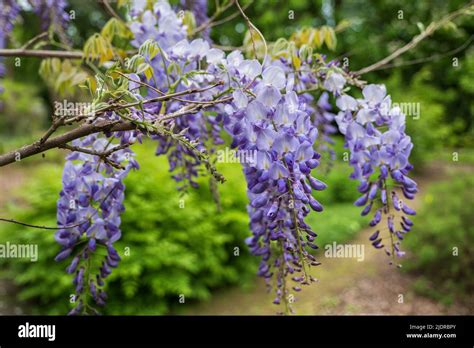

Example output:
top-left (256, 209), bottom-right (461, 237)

top-left (368, 34), bottom-right (474, 72)
top-left (0, 48), bottom-right (83, 59)
top-left (355, 1), bottom-right (474, 75)
top-left (59, 142), bottom-right (131, 170)
top-left (0, 80), bottom-right (227, 168)
top-left (101, 0), bottom-right (123, 22)
top-left (0, 120), bottom-right (136, 168)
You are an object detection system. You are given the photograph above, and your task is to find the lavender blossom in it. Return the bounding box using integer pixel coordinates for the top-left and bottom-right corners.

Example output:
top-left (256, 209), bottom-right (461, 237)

top-left (129, 6), bottom-right (219, 191)
top-left (56, 132), bottom-right (138, 314)
top-left (334, 84), bottom-right (417, 265)
top-left (215, 56), bottom-right (325, 312)
top-left (31, 0), bottom-right (70, 43)
top-left (180, 0), bottom-right (210, 40)
top-left (0, 0), bottom-right (21, 106)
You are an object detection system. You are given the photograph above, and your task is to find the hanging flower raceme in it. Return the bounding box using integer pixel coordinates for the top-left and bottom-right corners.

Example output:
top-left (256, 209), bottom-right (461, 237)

top-left (275, 49), bottom-right (339, 163)
top-left (180, 0), bottom-right (210, 40)
top-left (0, 0), bottom-right (21, 106)
top-left (56, 132), bottom-right (138, 315)
top-left (0, 0), bottom-right (20, 52)
top-left (313, 92), bottom-right (337, 161)
top-left (204, 52), bottom-right (326, 312)
top-left (30, 0), bottom-right (70, 43)
top-left (129, 3), bottom-right (222, 191)
top-left (334, 83), bottom-right (417, 265)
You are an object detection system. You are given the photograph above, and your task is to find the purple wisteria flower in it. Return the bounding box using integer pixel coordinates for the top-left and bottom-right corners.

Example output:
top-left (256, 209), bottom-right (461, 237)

top-left (129, 0), bottom-right (186, 50)
top-left (213, 56), bottom-right (325, 311)
top-left (56, 132), bottom-right (138, 315)
top-left (31, 0), bottom-right (70, 43)
top-left (335, 84), bottom-right (417, 264)
top-left (129, 6), bottom-right (222, 191)
top-left (323, 72), bottom-right (345, 95)
top-left (180, 0), bottom-right (210, 40)
top-left (0, 0), bottom-right (21, 104)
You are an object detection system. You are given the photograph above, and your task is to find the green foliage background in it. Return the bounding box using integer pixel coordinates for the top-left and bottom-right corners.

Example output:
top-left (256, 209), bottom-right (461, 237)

top-left (403, 173), bottom-right (474, 306)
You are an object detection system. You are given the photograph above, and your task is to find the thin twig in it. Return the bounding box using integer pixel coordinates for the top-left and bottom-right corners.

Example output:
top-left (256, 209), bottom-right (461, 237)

top-left (59, 142), bottom-right (131, 170)
top-left (20, 32), bottom-right (49, 50)
top-left (0, 218), bottom-right (87, 231)
top-left (0, 48), bottom-right (137, 59)
top-left (116, 71), bottom-right (223, 105)
top-left (102, 0), bottom-right (123, 22)
top-left (355, 1), bottom-right (474, 75)
top-left (235, 0), bottom-right (268, 67)
top-left (0, 182), bottom-right (121, 231)
top-left (192, 0), bottom-right (236, 35)
top-left (37, 116), bottom-right (66, 146)
top-left (208, 0), bottom-right (253, 30)
top-left (0, 48), bottom-right (83, 59)
top-left (369, 35), bottom-right (474, 72)
top-left (100, 80), bottom-right (224, 114)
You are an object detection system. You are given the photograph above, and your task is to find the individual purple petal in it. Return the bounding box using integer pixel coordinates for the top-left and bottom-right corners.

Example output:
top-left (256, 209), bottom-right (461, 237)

top-left (269, 162), bottom-right (289, 180)
top-left (309, 197), bottom-right (323, 212)
top-left (262, 65), bottom-right (286, 89)
top-left (402, 204), bottom-right (416, 215)
top-left (369, 230), bottom-right (380, 241)
top-left (256, 85), bottom-right (282, 108)
top-left (308, 177), bottom-right (327, 191)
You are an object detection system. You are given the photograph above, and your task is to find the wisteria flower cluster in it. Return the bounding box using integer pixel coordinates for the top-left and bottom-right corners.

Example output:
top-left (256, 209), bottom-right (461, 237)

top-left (56, 129), bottom-right (139, 314)
top-left (129, 2), bottom-right (222, 191)
top-left (335, 83), bottom-right (417, 264)
top-left (0, 0), bottom-right (21, 104)
top-left (31, 0), bottom-right (70, 35)
top-left (215, 56), bottom-right (326, 310)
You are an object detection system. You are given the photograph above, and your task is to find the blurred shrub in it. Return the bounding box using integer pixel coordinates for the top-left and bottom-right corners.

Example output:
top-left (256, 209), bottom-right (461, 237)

top-left (316, 162), bottom-right (360, 205)
top-left (313, 137), bottom-right (362, 205)
top-left (0, 143), bottom-right (257, 314)
top-left (0, 79), bottom-right (47, 137)
top-left (385, 70), bottom-right (456, 169)
top-left (306, 203), bottom-right (368, 248)
top-left (403, 173), bottom-right (474, 305)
